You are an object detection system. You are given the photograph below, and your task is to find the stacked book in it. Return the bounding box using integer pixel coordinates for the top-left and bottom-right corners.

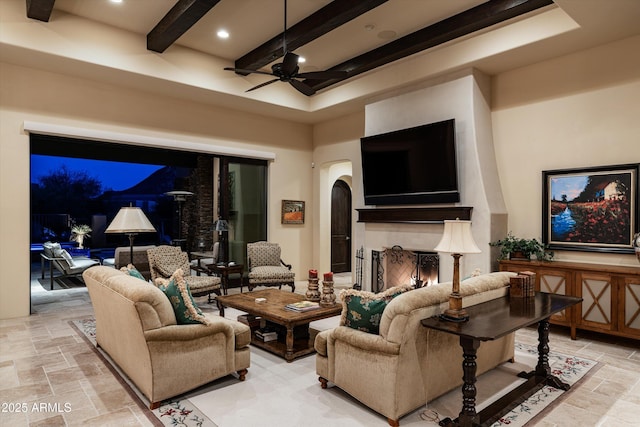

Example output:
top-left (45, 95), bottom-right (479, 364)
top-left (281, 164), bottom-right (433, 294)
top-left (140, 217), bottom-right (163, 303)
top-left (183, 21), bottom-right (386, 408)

top-left (284, 301), bottom-right (320, 312)
top-left (510, 271), bottom-right (536, 298)
top-left (237, 314), bottom-right (262, 330)
top-left (255, 328), bottom-right (278, 342)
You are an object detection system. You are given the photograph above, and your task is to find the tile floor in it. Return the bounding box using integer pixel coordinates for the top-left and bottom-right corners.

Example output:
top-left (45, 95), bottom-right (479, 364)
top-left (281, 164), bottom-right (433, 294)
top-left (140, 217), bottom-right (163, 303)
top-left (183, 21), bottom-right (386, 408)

top-left (0, 269), bottom-right (639, 426)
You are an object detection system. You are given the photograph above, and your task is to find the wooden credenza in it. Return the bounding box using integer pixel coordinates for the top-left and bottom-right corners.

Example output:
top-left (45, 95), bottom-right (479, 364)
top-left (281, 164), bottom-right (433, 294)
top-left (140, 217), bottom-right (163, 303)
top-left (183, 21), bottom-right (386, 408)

top-left (499, 260), bottom-right (640, 340)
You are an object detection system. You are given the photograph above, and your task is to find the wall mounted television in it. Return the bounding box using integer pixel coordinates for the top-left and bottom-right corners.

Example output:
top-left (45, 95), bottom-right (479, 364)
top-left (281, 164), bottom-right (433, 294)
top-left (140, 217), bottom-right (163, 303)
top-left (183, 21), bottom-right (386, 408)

top-left (360, 118), bottom-right (459, 205)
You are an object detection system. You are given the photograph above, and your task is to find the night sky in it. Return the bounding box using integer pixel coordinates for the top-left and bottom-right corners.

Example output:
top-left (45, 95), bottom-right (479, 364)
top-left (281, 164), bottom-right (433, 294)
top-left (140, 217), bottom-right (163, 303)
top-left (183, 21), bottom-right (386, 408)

top-left (31, 155), bottom-right (163, 192)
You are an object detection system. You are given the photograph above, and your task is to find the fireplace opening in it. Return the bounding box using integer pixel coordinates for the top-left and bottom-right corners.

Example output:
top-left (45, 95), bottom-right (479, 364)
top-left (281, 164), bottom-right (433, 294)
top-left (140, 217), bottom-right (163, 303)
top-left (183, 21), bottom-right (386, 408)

top-left (371, 246), bottom-right (439, 292)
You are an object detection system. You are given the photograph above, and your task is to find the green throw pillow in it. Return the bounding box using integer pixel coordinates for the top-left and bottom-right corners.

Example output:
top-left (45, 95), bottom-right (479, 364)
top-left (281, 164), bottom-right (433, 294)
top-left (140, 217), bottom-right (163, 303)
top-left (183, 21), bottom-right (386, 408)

top-left (120, 264), bottom-right (146, 281)
top-left (157, 268), bottom-right (209, 325)
top-left (340, 285), bottom-right (412, 334)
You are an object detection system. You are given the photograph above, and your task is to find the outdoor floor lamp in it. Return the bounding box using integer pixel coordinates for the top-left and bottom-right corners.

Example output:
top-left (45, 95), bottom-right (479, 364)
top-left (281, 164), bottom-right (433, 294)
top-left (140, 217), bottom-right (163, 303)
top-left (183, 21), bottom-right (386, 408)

top-left (434, 219), bottom-right (481, 322)
top-left (105, 206), bottom-right (156, 265)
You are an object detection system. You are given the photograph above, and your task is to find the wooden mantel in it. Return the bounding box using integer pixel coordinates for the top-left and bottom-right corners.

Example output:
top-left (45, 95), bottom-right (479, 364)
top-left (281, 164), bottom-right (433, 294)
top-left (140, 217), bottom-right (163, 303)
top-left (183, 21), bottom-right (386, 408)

top-left (356, 207), bottom-right (472, 224)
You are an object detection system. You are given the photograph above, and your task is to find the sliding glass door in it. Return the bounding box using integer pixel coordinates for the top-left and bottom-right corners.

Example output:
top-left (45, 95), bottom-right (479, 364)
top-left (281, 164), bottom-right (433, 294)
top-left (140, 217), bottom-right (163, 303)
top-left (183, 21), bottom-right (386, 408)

top-left (218, 158), bottom-right (267, 267)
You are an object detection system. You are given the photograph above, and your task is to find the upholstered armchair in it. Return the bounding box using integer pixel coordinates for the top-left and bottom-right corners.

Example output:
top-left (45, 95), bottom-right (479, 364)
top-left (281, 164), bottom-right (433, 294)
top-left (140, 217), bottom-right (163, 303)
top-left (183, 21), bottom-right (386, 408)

top-left (147, 245), bottom-right (221, 302)
top-left (246, 241), bottom-right (295, 292)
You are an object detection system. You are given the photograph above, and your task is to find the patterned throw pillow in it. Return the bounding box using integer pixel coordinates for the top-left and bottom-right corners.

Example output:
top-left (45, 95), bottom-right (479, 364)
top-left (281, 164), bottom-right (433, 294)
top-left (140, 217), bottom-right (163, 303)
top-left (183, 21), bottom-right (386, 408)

top-left (120, 264), bottom-right (146, 281)
top-left (157, 268), bottom-right (209, 325)
top-left (340, 285), bottom-right (412, 334)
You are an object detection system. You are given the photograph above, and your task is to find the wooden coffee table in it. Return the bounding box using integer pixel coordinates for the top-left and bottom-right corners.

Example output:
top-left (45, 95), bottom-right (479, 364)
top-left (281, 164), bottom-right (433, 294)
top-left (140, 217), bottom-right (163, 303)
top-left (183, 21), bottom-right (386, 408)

top-left (216, 289), bottom-right (342, 362)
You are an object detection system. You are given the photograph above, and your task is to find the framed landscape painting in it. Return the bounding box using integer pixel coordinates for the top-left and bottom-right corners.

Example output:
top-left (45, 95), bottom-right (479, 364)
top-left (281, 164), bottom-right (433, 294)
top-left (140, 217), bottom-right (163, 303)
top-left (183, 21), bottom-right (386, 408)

top-left (542, 163), bottom-right (639, 253)
top-left (281, 200), bottom-right (305, 224)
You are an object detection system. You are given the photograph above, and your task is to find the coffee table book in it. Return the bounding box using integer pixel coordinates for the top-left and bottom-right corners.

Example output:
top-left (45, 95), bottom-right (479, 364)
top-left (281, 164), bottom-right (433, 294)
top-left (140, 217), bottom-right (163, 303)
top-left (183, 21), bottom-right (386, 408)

top-left (285, 301), bottom-right (320, 312)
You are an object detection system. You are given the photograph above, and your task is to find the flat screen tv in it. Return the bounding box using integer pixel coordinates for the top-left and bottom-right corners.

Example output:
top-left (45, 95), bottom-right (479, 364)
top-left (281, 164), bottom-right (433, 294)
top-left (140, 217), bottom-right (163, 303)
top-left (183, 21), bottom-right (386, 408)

top-left (360, 119), bottom-right (459, 205)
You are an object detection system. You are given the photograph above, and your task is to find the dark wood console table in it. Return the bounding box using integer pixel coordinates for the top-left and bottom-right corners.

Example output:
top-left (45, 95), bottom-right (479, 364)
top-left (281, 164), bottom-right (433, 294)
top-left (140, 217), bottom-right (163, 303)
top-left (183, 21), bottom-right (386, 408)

top-left (421, 293), bottom-right (582, 427)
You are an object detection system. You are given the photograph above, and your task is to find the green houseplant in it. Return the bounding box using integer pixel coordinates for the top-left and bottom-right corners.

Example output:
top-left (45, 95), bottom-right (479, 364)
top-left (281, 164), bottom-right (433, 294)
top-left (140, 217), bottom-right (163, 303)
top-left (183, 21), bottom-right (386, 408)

top-left (490, 232), bottom-right (553, 261)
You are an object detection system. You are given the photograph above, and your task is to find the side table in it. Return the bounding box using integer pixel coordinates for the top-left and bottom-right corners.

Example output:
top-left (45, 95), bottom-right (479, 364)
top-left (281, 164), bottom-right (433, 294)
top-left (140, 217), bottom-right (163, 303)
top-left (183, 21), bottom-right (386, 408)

top-left (421, 293), bottom-right (582, 427)
top-left (206, 263), bottom-right (245, 295)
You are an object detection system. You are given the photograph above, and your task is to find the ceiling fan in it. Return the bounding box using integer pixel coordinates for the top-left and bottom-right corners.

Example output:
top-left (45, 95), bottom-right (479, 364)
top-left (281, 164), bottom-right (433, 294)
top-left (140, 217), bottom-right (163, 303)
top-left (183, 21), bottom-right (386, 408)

top-left (224, 0), bottom-right (348, 96)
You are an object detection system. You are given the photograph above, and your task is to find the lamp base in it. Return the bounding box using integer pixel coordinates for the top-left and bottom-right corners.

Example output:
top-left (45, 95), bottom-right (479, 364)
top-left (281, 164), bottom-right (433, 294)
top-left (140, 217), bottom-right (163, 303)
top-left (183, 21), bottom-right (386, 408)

top-left (440, 293), bottom-right (469, 322)
top-left (439, 310), bottom-right (469, 322)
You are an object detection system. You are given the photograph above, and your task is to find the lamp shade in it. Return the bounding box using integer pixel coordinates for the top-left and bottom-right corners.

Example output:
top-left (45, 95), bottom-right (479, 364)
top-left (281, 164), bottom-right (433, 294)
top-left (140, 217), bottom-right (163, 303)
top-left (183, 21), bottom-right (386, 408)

top-left (434, 219), bottom-right (481, 254)
top-left (105, 207), bottom-right (156, 234)
top-left (215, 219), bottom-right (229, 232)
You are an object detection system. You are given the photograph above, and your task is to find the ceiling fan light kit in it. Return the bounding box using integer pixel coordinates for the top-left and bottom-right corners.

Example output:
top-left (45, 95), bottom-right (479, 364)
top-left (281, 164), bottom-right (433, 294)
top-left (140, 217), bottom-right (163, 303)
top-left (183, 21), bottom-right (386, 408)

top-left (224, 0), bottom-right (347, 96)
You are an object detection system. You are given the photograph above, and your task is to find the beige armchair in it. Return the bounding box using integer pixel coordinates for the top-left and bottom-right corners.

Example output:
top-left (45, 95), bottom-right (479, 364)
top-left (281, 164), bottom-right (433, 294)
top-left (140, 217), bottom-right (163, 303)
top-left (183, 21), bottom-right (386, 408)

top-left (147, 245), bottom-right (221, 302)
top-left (246, 241), bottom-right (295, 292)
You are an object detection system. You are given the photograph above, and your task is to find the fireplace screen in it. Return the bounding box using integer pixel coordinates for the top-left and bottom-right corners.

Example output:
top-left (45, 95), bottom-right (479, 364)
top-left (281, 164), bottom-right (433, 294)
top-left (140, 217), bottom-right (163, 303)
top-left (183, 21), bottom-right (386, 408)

top-left (371, 246), bottom-right (438, 292)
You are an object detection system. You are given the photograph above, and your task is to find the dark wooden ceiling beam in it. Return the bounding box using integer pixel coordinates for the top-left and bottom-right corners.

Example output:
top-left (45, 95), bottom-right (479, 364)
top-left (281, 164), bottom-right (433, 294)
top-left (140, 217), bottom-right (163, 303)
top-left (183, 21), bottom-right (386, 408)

top-left (147, 0), bottom-right (221, 53)
top-left (234, 0), bottom-right (388, 72)
top-left (26, 0), bottom-right (56, 22)
top-left (304, 0), bottom-right (554, 91)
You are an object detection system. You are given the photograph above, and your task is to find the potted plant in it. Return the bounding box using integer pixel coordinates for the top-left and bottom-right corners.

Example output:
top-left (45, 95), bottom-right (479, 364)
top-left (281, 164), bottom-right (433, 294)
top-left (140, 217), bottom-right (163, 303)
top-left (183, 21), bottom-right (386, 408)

top-left (70, 224), bottom-right (92, 249)
top-left (490, 232), bottom-right (553, 261)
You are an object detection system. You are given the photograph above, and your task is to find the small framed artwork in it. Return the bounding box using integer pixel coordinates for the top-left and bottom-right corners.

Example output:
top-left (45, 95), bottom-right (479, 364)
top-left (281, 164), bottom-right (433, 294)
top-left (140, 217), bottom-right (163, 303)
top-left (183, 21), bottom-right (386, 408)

top-left (281, 200), bottom-right (305, 224)
top-left (542, 163), bottom-right (639, 253)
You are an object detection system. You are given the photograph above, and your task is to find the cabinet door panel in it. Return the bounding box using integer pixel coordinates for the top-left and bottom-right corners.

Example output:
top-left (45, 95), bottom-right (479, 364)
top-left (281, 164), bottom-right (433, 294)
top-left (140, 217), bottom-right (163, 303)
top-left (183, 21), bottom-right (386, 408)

top-left (538, 269), bottom-right (571, 324)
top-left (577, 273), bottom-right (613, 332)
top-left (620, 277), bottom-right (640, 338)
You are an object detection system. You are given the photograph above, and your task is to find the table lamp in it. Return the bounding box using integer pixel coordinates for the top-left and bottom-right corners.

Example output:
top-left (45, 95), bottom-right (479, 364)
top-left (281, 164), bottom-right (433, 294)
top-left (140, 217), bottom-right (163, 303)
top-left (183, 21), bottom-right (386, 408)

top-left (434, 219), bottom-right (481, 321)
top-left (105, 206), bottom-right (156, 265)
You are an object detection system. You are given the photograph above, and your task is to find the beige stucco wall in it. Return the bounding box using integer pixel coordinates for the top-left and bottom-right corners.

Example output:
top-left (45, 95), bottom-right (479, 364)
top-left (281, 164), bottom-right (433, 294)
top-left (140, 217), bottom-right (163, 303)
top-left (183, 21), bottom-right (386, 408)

top-left (309, 35), bottom-right (640, 292)
top-left (312, 112), bottom-right (364, 279)
top-left (0, 62), bottom-right (314, 319)
top-left (2, 33), bottom-right (639, 319)
top-left (491, 35), bottom-right (640, 266)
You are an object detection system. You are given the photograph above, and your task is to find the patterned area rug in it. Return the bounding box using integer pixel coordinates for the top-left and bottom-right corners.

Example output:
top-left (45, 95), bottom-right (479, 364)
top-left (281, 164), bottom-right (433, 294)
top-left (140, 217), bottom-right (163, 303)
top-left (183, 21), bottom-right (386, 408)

top-left (71, 318), bottom-right (598, 427)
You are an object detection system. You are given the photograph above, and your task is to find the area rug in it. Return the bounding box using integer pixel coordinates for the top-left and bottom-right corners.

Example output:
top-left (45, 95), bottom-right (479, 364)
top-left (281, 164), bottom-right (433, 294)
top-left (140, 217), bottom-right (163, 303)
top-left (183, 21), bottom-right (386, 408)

top-left (38, 276), bottom-right (86, 290)
top-left (70, 317), bottom-right (598, 427)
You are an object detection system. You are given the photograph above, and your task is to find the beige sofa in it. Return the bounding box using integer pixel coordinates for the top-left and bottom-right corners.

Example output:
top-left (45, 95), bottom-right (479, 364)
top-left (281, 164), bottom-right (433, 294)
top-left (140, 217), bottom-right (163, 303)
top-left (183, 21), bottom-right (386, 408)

top-left (113, 245), bottom-right (155, 280)
top-left (83, 266), bottom-right (251, 409)
top-left (315, 272), bottom-right (516, 426)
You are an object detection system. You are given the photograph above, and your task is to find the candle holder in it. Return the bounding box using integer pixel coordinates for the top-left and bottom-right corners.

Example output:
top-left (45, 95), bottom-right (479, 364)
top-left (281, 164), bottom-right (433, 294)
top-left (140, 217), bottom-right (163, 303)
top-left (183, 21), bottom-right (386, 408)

top-left (306, 274), bottom-right (321, 302)
top-left (320, 279), bottom-right (336, 307)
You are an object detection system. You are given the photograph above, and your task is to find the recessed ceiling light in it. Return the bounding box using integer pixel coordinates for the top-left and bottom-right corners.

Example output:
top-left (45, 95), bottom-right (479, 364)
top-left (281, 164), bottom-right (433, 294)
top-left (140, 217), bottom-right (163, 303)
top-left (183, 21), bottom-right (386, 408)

top-left (110, 0), bottom-right (123, 4)
top-left (297, 56), bottom-right (306, 63)
top-left (217, 29), bottom-right (229, 39)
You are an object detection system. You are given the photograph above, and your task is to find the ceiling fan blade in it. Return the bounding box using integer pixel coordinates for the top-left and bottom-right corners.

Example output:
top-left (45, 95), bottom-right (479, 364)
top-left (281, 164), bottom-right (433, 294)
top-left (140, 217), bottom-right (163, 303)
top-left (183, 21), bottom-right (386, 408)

top-left (281, 52), bottom-right (299, 76)
top-left (296, 70), bottom-right (348, 80)
top-left (224, 67), bottom-right (274, 77)
top-left (246, 78), bottom-right (279, 92)
top-left (289, 79), bottom-right (316, 96)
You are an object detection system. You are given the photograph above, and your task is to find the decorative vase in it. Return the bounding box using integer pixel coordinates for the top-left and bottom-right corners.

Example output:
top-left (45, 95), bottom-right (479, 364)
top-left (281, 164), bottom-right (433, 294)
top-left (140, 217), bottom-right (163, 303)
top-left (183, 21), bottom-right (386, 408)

top-left (76, 235), bottom-right (85, 249)
top-left (634, 232), bottom-right (640, 264)
top-left (320, 280), bottom-right (336, 307)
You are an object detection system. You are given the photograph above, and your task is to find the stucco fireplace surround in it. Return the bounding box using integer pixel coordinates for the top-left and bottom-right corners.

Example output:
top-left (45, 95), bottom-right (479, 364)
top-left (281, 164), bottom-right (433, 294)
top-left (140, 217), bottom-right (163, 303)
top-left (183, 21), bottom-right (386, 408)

top-left (355, 69), bottom-right (508, 290)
